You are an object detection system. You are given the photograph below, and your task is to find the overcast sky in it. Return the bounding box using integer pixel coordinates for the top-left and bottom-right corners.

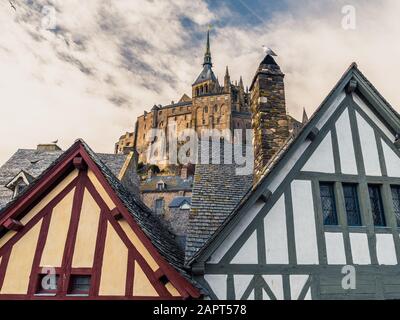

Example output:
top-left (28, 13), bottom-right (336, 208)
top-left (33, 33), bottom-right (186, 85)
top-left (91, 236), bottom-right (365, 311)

top-left (0, 0), bottom-right (399, 164)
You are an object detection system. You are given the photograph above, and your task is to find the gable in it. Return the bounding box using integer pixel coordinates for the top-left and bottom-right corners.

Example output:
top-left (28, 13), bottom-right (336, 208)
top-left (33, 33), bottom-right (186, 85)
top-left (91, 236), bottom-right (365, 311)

top-left (0, 141), bottom-right (199, 300)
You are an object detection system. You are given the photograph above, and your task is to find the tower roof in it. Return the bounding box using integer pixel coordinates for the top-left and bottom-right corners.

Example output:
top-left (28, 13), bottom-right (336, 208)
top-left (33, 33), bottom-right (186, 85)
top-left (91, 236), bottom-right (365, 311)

top-left (260, 54), bottom-right (278, 66)
top-left (193, 30), bottom-right (217, 86)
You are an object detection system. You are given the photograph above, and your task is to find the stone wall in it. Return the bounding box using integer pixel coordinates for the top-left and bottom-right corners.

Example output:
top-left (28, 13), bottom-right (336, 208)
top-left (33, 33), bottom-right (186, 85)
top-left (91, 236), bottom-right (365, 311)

top-left (142, 190), bottom-right (192, 220)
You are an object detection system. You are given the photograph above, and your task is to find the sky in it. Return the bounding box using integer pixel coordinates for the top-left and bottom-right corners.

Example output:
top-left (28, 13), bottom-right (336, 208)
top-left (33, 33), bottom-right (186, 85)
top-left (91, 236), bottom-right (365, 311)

top-left (0, 0), bottom-right (400, 164)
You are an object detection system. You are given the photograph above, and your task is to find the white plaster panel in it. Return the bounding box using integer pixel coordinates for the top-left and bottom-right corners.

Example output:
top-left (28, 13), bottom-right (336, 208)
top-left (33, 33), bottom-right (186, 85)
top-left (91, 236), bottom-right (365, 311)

top-left (353, 93), bottom-right (395, 141)
top-left (261, 289), bottom-right (271, 300)
top-left (264, 195), bottom-right (289, 264)
top-left (231, 231), bottom-right (258, 264)
top-left (247, 291), bottom-right (254, 300)
top-left (325, 232), bottom-right (347, 265)
top-left (234, 275), bottom-right (253, 300)
top-left (304, 288), bottom-right (312, 300)
top-left (291, 180), bottom-right (319, 264)
top-left (204, 274), bottom-right (227, 300)
top-left (302, 132), bottom-right (335, 173)
top-left (356, 111), bottom-right (381, 176)
top-left (209, 200), bottom-right (264, 263)
top-left (382, 139), bottom-right (400, 177)
top-left (264, 91), bottom-right (344, 194)
top-left (290, 275), bottom-right (309, 300)
top-left (335, 108), bottom-right (358, 175)
top-left (262, 275), bottom-right (284, 300)
top-left (349, 233), bottom-right (371, 265)
top-left (376, 233), bottom-right (397, 265)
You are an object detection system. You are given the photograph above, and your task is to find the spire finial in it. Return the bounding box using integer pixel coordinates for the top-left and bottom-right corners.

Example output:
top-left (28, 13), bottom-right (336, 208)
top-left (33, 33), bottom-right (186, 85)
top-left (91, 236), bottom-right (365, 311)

top-left (302, 108), bottom-right (309, 124)
top-left (225, 66), bottom-right (230, 77)
top-left (203, 28), bottom-right (212, 67)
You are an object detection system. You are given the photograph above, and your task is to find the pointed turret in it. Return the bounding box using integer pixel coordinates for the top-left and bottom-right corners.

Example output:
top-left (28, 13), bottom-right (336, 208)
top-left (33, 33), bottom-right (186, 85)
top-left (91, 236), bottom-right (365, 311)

top-left (239, 76), bottom-right (244, 90)
top-left (193, 30), bottom-right (218, 95)
top-left (302, 108), bottom-right (309, 124)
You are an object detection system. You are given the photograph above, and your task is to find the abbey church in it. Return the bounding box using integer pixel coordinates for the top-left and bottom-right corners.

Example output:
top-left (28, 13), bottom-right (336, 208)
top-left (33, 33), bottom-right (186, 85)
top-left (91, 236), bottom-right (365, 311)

top-left (115, 32), bottom-right (301, 164)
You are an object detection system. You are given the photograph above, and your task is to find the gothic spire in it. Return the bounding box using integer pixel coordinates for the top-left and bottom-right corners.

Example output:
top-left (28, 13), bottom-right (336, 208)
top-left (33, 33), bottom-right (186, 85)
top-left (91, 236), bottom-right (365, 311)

top-left (302, 108), bottom-right (309, 124)
top-left (225, 66), bottom-right (230, 78)
top-left (239, 76), bottom-right (244, 89)
top-left (203, 29), bottom-right (212, 67)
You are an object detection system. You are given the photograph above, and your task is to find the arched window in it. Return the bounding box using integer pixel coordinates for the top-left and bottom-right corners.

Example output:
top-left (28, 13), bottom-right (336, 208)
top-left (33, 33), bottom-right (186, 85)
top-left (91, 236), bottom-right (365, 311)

top-left (204, 106), bottom-right (208, 113)
top-left (214, 105), bottom-right (218, 113)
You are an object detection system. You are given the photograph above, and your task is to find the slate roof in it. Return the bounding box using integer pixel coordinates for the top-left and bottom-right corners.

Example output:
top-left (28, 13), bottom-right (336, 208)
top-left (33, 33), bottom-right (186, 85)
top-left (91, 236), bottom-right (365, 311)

top-left (260, 54), bottom-right (278, 66)
top-left (186, 63), bottom-right (400, 265)
top-left (141, 175), bottom-right (193, 192)
top-left (193, 64), bottom-right (218, 86)
top-left (0, 148), bottom-right (128, 210)
top-left (79, 141), bottom-right (191, 277)
top-left (169, 197), bottom-right (191, 208)
top-left (185, 142), bottom-right (253, 262)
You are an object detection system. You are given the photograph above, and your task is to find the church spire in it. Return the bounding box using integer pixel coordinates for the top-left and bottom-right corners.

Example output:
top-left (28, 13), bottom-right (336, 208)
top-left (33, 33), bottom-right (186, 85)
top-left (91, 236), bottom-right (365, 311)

top-left (203, 29), bottom-right (212, 67)
top-left (302, 108), bottom-right (309, 124)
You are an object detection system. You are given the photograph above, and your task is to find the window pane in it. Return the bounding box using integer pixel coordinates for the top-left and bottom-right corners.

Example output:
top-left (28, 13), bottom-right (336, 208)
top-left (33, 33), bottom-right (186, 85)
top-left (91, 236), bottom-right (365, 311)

top-left (69, 275), bottom-right (91, 295)
top-left (369, 185), bottom-right (386, 227)
top-left (343, 184), bottom-right (362, 226)
top-left (391, 186), bottom-right (400, 227)
top-left (320, 183), bottom-right (338, 225)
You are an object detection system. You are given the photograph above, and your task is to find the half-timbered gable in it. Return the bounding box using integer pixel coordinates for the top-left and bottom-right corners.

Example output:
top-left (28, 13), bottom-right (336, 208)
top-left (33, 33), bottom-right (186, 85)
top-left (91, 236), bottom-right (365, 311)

top-left (189, 63), bottom-right (400, 300)
top-left (0, 140), bottom-right (199, 300)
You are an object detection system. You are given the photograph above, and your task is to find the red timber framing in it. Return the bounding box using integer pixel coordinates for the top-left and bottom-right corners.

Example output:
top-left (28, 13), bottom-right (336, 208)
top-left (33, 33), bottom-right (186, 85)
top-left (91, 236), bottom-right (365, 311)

top-left (0, 140), bottom-right (200, 300)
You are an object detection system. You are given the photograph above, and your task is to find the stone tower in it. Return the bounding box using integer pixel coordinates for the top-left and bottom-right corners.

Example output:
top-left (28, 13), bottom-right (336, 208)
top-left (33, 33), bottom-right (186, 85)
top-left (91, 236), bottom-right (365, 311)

top-left (250, 54), bottom-right (289, 184)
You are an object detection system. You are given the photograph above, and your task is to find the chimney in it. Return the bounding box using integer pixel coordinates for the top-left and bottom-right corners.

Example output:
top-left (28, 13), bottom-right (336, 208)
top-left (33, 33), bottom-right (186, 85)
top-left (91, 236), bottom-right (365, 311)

top-left (181, 165), bottom-right (188, 180)
top-left (37, 143), bottom-right (61, 152)
top-left (250, 54), bottom-right (289, 184)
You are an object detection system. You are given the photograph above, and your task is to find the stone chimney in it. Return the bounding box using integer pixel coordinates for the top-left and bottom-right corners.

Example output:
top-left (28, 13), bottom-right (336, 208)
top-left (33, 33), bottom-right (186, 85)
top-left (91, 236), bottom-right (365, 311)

top-left (37, 143), bottom-right (62, 152)
top-left (250, 54), bottom-right (289, 184)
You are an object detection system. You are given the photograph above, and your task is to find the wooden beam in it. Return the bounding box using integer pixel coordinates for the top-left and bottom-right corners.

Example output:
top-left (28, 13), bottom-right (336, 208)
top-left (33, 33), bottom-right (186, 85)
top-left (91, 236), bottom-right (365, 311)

top-left (346, 79), bottom-right (358, 94)
top-left (259, 189), bottom-right (272, 203)
top-left (111, 208), bottom-right (123, 220)
top-left (191, 262), bottom-right (205, 276)
top-left (307, 127), bottom-right (320, 141)
top-left (3, 218), bottom-right (24, 231)
top-left (73, 157), bottom-right (87, 171)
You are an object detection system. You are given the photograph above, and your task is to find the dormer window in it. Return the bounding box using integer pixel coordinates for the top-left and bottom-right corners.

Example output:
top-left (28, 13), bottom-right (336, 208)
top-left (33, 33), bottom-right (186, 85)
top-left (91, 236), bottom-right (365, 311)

top-left (157, 181), bottom-right (166, 191)
top-left (6, 170), bottom-right (34, 199)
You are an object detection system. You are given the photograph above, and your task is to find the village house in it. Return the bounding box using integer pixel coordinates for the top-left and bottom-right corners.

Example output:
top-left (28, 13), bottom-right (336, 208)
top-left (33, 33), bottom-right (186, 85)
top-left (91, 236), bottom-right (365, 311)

top-left (0, 140), bottom-right (199, 299)
top-left (1, 33), bottom-right (400, 300)
top-left (186, 54), bottom-right (400, 300)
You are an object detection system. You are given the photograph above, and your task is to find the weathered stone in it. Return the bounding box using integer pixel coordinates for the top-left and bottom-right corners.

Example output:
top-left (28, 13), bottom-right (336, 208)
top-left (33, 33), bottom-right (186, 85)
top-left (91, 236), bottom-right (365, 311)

top-left (250, 55), bottom-right (290, 184)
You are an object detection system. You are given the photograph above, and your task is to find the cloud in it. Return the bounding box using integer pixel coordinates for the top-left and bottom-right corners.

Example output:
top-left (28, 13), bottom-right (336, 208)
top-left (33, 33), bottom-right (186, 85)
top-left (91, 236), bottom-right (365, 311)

top-left (0, 0), bottom-right (399, 165)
